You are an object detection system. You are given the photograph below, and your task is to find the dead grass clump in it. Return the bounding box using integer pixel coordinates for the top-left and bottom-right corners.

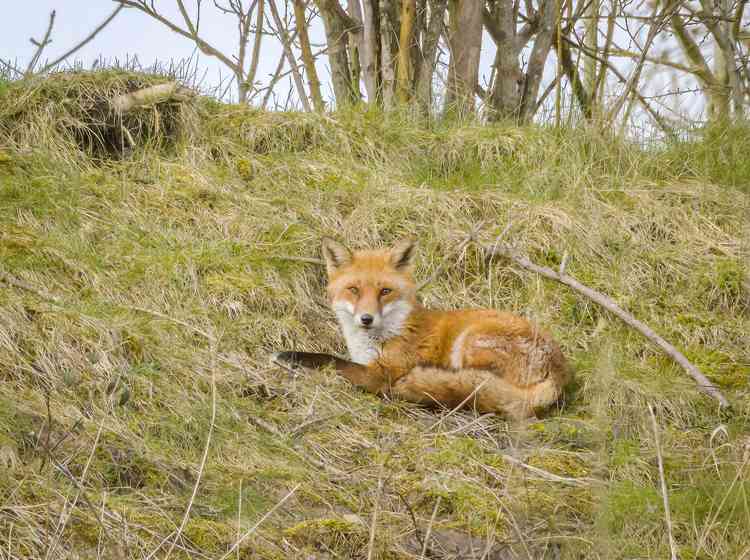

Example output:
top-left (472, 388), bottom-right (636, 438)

top-left (203, 107), bottom-right (358, 158)
top-left (0, 70), bottom-right (196, 160)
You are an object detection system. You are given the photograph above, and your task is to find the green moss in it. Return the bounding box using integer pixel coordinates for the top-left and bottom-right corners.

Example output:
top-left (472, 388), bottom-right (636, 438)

top-left (283, 517), bottom-right (367, 555)
top-left (183, 518), bottom-right (235, 551)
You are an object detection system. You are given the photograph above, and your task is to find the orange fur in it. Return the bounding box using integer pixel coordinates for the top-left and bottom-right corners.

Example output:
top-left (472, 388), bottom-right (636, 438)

top-left (286, 238), bottom-right (572, 420)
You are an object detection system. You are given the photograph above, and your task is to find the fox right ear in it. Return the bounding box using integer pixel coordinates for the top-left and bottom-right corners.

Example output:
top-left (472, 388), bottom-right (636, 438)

top-left (321, 238), bottom-right (352, 275)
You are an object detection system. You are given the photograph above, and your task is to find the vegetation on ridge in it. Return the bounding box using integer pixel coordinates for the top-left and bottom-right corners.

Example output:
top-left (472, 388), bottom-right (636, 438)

top-left (0, 71), bottom-right (748, 559)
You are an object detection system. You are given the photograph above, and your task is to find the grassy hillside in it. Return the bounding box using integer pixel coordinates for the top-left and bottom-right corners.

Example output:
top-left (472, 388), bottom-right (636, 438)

top-left (1, 71), bottom-right (748, 559)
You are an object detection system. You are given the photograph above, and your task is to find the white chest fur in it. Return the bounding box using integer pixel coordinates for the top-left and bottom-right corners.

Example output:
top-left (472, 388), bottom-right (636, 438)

top-left (332, 300), bottom-right (413, 365)
top-left (338, 321), bottom-right (381, 365)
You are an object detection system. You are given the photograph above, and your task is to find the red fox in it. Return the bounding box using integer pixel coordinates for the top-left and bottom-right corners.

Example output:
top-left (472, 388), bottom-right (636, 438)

top-left (274, 238), bottom-right (571, 420)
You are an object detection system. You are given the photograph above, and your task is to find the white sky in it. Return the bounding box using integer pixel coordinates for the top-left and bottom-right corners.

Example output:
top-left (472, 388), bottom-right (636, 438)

top-left (2, 2), bottom-right (297, 102)
top-left (2, 2), bottom-right (503, 106)
top-left (1, 2), bottom-right (711, 127)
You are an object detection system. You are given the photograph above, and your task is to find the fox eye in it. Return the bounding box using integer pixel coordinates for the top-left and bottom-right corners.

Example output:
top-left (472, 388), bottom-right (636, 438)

top-left (380, 288), bottom-right (392, 296)
top-left (348, 286), bottom-right (359, 295)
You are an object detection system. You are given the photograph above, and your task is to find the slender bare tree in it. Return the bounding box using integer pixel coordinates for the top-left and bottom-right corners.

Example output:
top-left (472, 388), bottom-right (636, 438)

top-left (114, 0), bottom-right (266, 103)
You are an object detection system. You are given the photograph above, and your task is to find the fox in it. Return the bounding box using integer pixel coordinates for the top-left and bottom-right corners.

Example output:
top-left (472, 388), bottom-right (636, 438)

top-left (274, 238), bottom-right (572, 420)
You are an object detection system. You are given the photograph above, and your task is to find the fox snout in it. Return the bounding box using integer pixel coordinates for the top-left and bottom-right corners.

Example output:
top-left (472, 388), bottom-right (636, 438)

top-left (353, 308), bottom-right (380, 330)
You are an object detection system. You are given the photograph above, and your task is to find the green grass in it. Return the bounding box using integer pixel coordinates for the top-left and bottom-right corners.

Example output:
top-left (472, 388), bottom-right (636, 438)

top-left (0, 71), bottom-right (749, 559)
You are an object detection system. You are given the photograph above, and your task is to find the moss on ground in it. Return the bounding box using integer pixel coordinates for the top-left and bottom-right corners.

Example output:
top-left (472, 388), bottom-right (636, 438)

top-left (0, 70), bottom-right (749, 559)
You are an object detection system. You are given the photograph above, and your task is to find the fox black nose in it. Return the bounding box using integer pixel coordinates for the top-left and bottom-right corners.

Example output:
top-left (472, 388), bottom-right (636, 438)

top-left (360, 314), bottom-right (374, 326)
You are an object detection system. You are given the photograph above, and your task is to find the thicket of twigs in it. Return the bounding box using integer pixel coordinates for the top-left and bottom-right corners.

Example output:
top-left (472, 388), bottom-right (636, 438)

top-left (0, 71), bottom-right (749, 559)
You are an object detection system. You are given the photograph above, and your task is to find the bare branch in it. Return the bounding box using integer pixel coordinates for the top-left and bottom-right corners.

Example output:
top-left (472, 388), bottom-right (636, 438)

top-left (37, 5), bottom-right (124, 73)
top-left (26, 10), bottom-right (57, 75)
top-left (483, 242), bottom-right (730, 408)
top-left (115, 1), bottom-right (238, 72)
top-left (268, 0), bottom-right (312, 110)
top-left (245, 0), bottom-right (265, 101)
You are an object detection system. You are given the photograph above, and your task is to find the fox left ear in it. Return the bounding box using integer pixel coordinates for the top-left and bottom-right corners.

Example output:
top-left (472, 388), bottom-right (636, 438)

top-left (389, 238), bottom-right (417, 270)
top-left (321, 237), bottom-right (352, 275)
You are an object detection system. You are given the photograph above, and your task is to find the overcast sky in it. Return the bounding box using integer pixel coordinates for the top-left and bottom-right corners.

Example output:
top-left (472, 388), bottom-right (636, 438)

top-left (1, 1), bottom-right (298, 102)
top-left (2, 2), bottom-right (708, 127)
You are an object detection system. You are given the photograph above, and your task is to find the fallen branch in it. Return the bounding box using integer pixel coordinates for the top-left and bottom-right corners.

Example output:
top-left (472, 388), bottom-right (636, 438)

top-left (272, 255), bottom-right (325, 266)
top-left (110, 82), bottom-right (192, 113)
top-left (0, 269), bottom-right (62, 304)
top-left (247, 414), bottom-right (348, 477)
top-left (475, 454), bottom-right (600, 487)
top-left (420, 495), bottom-right (441, 560)
top-left (483, 242), bottom-right (730, 408)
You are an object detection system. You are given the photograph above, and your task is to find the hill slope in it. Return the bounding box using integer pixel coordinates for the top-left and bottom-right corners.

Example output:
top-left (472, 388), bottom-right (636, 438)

top-left (1, 72), bottom-right (749, 559)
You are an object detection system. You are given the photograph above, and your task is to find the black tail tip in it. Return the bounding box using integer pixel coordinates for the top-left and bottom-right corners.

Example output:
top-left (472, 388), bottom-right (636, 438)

top-left (271, 351), bottom-right (300, 367)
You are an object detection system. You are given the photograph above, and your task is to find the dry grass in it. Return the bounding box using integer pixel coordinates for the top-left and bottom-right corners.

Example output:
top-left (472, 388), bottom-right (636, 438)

top-left (0, 70), bottom-right (749, 559)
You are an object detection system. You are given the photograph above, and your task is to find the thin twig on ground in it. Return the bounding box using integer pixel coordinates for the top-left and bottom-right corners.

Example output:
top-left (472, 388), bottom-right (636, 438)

top-left (272, 255), bottom-right (325, 265)
top-left (420, 495), bottom-right (441, 559)
top-left (128, 305), bottom-right (214, 341)
top-left (425, 378), bottom-right (490, 433)
top-left (247, 415), bottom-right (348, 477)
top-left (648, 404), bottom-right (679, 560)
top-left (218, 484), bottom-right (301, 560)
top-left (367, 475), bottom-right (384, 560)
top-left (395, 492), bottom-right (424, 552)
top-left (483, 241), bottom-right (730, 408)
top-left (236, 479), bottom-right (242, 560)
top-left (45, 417), bottom-right (105, 560)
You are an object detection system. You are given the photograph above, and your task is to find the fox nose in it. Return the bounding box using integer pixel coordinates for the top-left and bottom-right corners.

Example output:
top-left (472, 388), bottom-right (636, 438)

top-left (360, 314), bottom-right (374, 326)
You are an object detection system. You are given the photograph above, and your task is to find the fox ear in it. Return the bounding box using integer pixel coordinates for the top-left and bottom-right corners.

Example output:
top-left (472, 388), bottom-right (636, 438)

top-left (321, 238), bottom-right (352, 275)
top-left (389, 238), bottom-right (417, 270)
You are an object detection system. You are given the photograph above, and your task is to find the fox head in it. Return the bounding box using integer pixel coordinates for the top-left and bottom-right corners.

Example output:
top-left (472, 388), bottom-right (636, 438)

top-left (322, 237), bottom-right (417, 342)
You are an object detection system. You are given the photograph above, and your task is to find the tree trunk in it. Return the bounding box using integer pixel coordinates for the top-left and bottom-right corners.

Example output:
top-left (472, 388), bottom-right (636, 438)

top-left (243, 0), bottom-right (266, 103)
top-left (269, 0), bottom-right (312, 111)
top-left (361, 0), bottom-right (382, 103)
top-left (584, 0), bottom-right (599, 95)
top-left (380, 0), bottom-right (397, 108)
top-left (518, 0), bottom-right (556, 123)
top-left (485, 0), bottom-right (523, 121)
top-left (415, 0), bottom-right (446, 114)
top-left (315, 0), bottom-right (359, 107)
top-left (557, 33), bottom-right (592, 119)
top-left (397, 0), bottom-right (418, 103)
top-left (348, 0), bottom-right (364, 99)
top-left (444, 0), bottom-right (483, 117)
top-left (293, 0), bottom-right (325, 111)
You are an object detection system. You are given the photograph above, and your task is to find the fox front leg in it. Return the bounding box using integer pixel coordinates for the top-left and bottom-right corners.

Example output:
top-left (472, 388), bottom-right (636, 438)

top-left (272, 351), bottom-right (387, 394)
